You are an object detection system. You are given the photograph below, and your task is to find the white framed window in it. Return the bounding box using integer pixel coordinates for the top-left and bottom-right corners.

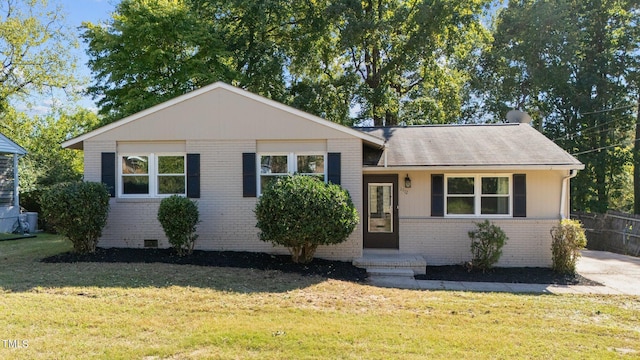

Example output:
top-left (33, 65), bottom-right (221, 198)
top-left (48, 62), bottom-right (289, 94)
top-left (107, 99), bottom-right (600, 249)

top-left (445, 174), bottom-right (511, 216)
top-left (119, 153), bottom-right (186, 197)
top-left (258, 153), bottom-right (325, 195)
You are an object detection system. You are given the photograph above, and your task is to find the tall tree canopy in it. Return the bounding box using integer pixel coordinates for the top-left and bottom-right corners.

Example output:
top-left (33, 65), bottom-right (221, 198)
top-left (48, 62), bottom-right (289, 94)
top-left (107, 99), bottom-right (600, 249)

top-left (474, 0), bottom-right (640, 212)
top-left (83, 0), bottom-right (231, 123)
top-left (291, 0), bottom-right (491, 126)
top-left (82, 0), bottom-right (492, 125)
top-left (0, 0), bottom-right (78, 112)
top-left (1, 107), bottom-right (99, 212)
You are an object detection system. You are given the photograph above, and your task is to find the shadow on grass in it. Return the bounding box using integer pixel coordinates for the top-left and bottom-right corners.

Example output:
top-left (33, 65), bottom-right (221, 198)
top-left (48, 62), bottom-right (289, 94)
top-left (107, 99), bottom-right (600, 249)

top-left (0, 233), bottom-right (37, 241)
top-left (0, 246), bottom-right (366, 294)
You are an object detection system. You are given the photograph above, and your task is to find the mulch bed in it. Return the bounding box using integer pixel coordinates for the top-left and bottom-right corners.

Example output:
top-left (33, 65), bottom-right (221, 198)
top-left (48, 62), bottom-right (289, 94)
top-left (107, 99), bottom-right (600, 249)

top-left (42, 248), bottom-right (602, 286)
top-left (41, 247), bottom-right (368, 282)
top-left (416, 265), bottom-right (602, 286)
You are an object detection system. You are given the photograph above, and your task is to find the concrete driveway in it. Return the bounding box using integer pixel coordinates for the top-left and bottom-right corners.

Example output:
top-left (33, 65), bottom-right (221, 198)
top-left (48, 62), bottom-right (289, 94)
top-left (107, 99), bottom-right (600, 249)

top-left (578, 250), bottom-right (640, 295)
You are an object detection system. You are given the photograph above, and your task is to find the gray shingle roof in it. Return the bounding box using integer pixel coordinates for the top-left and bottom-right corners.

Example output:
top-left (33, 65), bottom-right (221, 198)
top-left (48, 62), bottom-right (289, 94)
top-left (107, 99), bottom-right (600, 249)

top-left (357, 123), bottom-right (583, 168)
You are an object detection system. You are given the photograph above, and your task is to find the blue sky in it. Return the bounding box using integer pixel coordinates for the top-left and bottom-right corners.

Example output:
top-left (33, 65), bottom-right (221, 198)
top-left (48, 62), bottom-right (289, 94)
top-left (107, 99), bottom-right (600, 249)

top-left (10, 0), bottom-right (118, 114)
top-left (61, 0), bottom-right (118, 110)
top-left (63, 0), bottom-right (115, 27)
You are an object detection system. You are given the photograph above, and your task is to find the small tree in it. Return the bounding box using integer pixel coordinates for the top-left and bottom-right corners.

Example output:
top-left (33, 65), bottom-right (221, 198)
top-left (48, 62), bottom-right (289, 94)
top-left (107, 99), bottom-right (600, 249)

top-left (157, 195), bottom-right (200, 256)
top-left (468, 220), bottom-right (508, 271)
top-left (550, 219), bottom-right (587, 274)
top-left (255, 175), bottom-right (359, 264)
top-left (40, 182), bottom-right (110, 254)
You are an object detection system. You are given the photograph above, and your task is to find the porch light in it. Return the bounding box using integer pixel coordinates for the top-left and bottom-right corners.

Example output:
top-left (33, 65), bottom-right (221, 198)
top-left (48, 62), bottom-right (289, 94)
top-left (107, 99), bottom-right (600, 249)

top-left (404, 174), bottom-right (411, 188)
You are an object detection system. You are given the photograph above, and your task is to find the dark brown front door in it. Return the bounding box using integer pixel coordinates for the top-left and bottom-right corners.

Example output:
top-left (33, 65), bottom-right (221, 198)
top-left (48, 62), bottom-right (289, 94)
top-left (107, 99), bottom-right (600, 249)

top-left (363, 174), bottom-right (399, 249)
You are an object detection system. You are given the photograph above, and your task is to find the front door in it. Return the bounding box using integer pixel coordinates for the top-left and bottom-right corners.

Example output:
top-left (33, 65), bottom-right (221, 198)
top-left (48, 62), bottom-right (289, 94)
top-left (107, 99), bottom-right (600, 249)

top-left (363, 174), bottom-right (399, 249)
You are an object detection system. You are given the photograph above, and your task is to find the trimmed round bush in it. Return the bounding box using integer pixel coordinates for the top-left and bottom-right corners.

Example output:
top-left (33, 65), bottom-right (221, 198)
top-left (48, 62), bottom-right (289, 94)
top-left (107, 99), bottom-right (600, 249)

top-left (255, 175), bottom-right (359, 264)
top-left (157, 195), bottom-right (200, 256)
top-left (551, 219), bottom-right (587, 274)
top-left (468, 220), bottom-right (508, 271)
top-left (40, 182), bottom-right (110, 254)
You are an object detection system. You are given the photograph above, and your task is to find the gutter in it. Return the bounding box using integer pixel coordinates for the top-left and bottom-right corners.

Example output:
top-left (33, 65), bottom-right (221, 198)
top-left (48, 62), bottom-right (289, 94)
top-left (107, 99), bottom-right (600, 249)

top-left (560, 169), bottom-right (578, 219)
top-left (362, 164), bottom-right (585, 172)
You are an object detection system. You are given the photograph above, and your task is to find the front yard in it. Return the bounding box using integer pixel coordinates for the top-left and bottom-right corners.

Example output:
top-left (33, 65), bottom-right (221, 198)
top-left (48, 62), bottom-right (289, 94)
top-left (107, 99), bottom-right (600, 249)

top-left (1, 234), bottom-right (639, 359)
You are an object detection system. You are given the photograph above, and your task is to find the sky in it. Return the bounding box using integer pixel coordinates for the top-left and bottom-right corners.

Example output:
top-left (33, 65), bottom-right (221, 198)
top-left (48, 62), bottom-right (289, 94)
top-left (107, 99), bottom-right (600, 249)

top-left (61, 0), bottom-right (118, 110)
top-left (11, 0), bottom-right (118, 114)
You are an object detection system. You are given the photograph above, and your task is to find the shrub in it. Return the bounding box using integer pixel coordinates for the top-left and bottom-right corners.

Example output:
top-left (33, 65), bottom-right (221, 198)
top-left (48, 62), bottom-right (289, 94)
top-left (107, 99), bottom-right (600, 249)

top-left (157, 195), bottom-right (200, 256)
top-left (550, 219), bottom-right (587, 274)
top-left (255, 175), bottom-right (359, 264)
top-left (40, 182), bottom-right (110, 254)
top-left (468, 220), bottom-right (508, 271)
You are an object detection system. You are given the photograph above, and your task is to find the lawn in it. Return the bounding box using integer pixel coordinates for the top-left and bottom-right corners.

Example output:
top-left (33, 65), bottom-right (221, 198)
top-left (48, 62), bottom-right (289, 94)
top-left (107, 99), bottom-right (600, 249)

top-left (1, 235), bottom-right (639, 359)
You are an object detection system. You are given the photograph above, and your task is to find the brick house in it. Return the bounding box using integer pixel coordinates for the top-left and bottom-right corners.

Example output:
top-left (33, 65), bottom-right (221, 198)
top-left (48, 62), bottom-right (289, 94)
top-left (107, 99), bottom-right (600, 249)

top-left (63, 82), bottom-right (583, 272)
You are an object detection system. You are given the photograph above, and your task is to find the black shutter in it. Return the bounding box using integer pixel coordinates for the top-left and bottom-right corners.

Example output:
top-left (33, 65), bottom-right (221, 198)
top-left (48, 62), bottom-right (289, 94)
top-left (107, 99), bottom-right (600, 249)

top-left (431, 174), bottom-right (444, 217)
top-left (186, 154), bottom-right (200, 198)
top-left (327, 152), bottom-right (341, 185)
top-left (101, 152), bottom-right (116, 197)
top-left (513, 174), bottom-right (526, 217)
top-left (243, 153), bottom-right (257, 197)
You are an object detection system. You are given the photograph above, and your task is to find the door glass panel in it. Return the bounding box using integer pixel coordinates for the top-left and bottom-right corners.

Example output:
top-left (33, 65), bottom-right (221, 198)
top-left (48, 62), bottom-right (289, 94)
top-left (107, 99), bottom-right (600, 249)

top-left (368, 183), bottom-right (393, 233)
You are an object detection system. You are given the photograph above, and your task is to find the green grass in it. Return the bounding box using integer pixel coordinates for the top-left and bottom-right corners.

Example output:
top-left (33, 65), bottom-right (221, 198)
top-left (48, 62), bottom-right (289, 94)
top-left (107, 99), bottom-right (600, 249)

top-left (1, 235), bottom-right (639, 359)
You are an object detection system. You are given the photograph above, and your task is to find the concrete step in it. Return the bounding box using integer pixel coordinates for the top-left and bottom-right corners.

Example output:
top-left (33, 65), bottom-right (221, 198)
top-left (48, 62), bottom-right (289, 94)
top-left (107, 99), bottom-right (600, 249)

top-left (353, 254), bottom-right (427, 275)
top-left (366, 267), bottom-right (416, 277)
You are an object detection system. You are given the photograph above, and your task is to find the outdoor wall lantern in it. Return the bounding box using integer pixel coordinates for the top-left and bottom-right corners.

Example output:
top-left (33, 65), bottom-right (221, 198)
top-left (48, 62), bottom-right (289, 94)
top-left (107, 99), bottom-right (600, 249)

top-left (404, 174), bottom-right (411, 189)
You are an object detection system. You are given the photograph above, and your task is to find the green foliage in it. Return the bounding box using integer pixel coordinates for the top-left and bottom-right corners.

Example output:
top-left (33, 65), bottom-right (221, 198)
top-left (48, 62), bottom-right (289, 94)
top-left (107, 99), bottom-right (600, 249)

top-left (473, 0), bottom-right (640, 212)
top-left (0, 0), bottom-right (79, 106)
top-left (255, 175), bottom-right (359, 264)
top-left (83, 0), bottom-right (491, 126)
top-left (550, 219), bottom-right (587, 274)
top-left (157, 195), bottom-right (200, 256)
top-left (2, 107), bottom-right (99, 219)
top-left (82, 0), bottom-right (231, 122)
top-left (290, 0), bottom-right (492, 126)
top-left (39, 182), bottom-right (110, 254)
top-left (468, 220), bottom-right (508, 271)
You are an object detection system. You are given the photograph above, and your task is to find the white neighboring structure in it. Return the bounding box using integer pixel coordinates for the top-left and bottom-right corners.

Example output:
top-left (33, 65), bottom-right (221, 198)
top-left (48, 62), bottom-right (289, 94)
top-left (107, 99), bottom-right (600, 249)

top-left (0, 132), bottom-right (26, 233)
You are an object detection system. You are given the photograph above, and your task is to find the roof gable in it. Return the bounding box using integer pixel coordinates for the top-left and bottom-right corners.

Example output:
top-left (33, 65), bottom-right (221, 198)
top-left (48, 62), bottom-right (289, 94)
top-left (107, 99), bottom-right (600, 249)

top-left (63, 82), bottom-right (384, 149)
top-left (0, 132), bottom-right (26, 155)
top-left (358, 124), bottom-right (583, 170)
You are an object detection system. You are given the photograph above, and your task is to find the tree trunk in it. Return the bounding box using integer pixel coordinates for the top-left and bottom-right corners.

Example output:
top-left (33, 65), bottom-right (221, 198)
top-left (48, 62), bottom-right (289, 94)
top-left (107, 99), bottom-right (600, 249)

top-left (289, 243), bottom-right (318, 264)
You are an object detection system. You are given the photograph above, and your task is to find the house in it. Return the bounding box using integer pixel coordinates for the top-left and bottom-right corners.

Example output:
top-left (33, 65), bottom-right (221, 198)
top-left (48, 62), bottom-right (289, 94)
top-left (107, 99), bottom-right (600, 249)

top-left (0, 133), bottom-right (27, 233)
top-left (62, 82), bottom-right (583, 272)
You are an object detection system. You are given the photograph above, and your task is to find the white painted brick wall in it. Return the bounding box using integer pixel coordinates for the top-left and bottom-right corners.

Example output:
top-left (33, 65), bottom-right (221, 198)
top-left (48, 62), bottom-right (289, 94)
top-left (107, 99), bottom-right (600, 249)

top-left (399, 218), bottom-right (557, 267)
top-left (83, 140), bottom-right (115, 182)
top-left (83, 138), bottom-right (558, 266)
top-left (87, 138), bottom-right (363, 261)
top-left (314, 138), bottom-right (363, 260)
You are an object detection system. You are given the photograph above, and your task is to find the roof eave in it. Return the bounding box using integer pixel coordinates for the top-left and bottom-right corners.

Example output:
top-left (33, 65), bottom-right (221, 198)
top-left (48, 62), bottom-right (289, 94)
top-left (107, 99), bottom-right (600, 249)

top-left (0, 133), bottom-right (27, 155)
top-left (363, 164), bottom-right (585, 172)
top-left (61, 82), bottom-right (386, 150)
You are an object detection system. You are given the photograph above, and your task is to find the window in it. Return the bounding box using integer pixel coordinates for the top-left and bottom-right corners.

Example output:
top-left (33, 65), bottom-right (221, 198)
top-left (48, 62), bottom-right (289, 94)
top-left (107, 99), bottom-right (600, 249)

top-left (260, 155), bottom-right (289, 191)
top-left (445, 175), bottom-right (511, 216)
top-left (0, 155), bottom-right (15, 206)
top-left (122, 155), bottom-right (149, 195)
top-left (119, 153), bottom-right (186, 197)
top-left (157, 155), bottom-right (186, 194)
top-left (258, 153), bottom-right (325, 194)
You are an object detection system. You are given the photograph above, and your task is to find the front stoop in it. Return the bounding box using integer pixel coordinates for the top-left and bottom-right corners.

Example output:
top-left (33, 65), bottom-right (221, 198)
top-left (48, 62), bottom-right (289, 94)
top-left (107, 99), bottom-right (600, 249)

top-left (353, 254), bottom-right (427, 276)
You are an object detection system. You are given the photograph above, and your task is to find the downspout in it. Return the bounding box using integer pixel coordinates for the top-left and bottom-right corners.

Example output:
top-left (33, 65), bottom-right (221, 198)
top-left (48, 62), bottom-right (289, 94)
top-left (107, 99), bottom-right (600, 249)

top-left (560, 169), bottom-right (578, 219)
